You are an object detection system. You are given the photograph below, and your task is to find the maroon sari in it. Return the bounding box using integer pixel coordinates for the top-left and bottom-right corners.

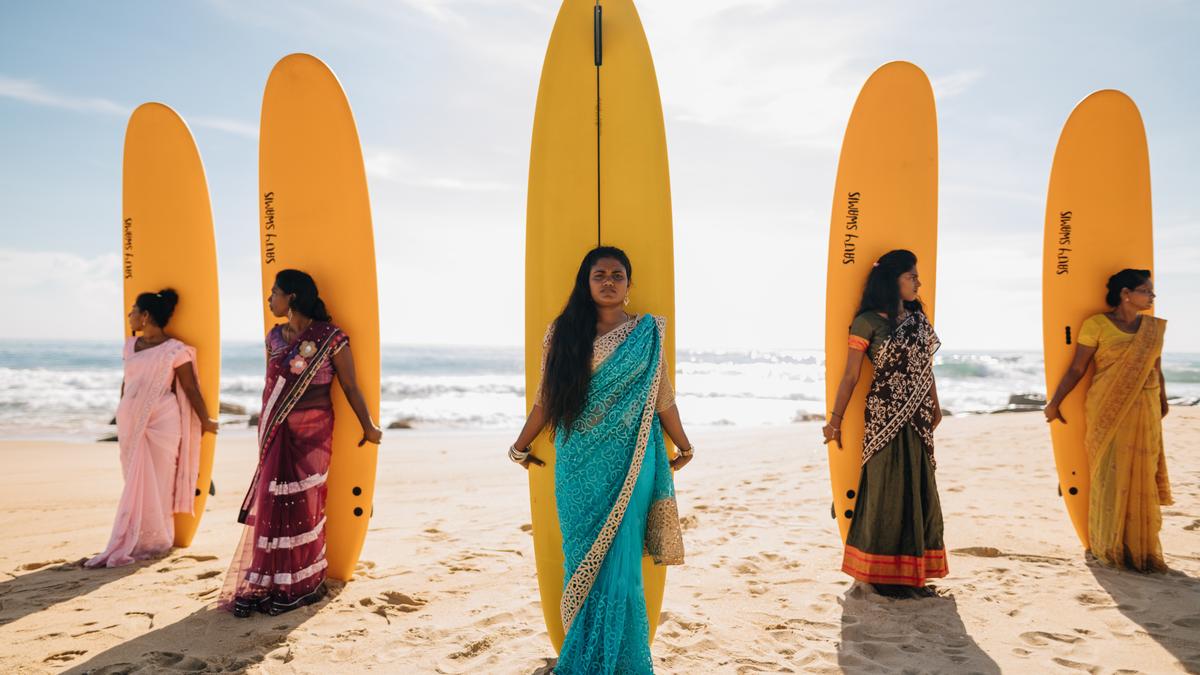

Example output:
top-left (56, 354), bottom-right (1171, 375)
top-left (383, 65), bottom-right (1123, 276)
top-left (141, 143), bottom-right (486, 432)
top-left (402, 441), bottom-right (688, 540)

top-left (219, 321), bottom-right (347, 616)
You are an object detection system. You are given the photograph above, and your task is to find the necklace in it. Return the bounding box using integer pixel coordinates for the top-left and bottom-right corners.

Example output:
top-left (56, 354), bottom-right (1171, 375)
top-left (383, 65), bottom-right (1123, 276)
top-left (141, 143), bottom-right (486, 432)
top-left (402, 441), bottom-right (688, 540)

top-left (284, 319), bottom-right (313, 343)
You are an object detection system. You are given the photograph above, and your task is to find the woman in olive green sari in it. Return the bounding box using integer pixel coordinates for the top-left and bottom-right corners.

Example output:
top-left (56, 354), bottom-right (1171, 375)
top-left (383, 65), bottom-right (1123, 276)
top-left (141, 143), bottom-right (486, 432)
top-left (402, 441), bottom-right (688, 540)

top-left (824, 249), bottom-right (947, 599)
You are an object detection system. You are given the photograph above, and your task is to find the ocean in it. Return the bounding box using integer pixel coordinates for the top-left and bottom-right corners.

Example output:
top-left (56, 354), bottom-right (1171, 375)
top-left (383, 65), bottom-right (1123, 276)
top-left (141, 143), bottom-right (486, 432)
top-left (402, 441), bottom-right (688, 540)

top-left (1, 340), bottom-right (1198, 439)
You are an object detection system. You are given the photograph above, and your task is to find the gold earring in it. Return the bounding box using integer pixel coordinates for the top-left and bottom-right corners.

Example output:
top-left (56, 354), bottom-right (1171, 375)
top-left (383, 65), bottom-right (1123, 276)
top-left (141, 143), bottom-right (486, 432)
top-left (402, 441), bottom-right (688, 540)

top-left (287, 308), bottom-right (294, 320)
top-left (623, 296), bottom-right (631, 307)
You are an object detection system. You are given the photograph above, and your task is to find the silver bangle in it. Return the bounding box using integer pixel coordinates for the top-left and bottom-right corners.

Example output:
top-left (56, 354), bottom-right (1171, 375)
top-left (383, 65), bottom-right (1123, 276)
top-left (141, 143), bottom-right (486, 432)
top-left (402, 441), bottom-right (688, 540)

top-left (508, 444), bottom-right (531, 463)
top-left (679, 444), bottom-right (694, 458)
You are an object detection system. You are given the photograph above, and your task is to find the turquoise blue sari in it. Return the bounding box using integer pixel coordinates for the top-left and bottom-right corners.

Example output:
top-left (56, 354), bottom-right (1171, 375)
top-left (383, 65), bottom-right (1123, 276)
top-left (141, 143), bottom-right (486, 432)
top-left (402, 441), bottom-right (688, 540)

top-left (555, 315), bottom-right (683, 675)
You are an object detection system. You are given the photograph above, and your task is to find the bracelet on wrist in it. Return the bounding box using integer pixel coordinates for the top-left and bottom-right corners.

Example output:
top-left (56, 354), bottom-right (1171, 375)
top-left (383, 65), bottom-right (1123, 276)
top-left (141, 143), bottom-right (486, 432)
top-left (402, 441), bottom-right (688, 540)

top-left (508, 444), bottom-right (531, 463)
top-left (679, 444), bottom-right (694, 458)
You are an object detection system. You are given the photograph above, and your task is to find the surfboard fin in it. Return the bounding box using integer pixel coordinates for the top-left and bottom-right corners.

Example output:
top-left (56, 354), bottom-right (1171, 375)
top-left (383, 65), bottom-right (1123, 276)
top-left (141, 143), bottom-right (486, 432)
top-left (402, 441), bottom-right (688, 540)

top-left (593, 4), bottom-right (602, 67)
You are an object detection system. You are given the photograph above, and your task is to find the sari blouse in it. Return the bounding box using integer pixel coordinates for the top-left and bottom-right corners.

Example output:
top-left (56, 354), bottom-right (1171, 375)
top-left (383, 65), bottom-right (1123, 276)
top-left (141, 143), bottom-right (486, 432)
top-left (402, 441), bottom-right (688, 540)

top-left (534, 316), bottom-right (676, 413)
top-left (1077, 314), bottom-right (1161, 393)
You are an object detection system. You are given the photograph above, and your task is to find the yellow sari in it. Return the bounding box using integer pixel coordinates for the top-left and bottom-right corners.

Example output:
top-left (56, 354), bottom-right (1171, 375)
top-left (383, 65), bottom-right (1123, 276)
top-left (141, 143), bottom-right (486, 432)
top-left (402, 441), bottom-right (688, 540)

top-left (1079, 314), bottom-right (1173, 572)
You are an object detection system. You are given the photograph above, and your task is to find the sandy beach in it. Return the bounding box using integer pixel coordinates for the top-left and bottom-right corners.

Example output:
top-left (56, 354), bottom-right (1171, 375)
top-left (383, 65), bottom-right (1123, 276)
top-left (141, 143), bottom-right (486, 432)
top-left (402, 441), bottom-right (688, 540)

top-left (0, 409), bottom-right (1197, 674)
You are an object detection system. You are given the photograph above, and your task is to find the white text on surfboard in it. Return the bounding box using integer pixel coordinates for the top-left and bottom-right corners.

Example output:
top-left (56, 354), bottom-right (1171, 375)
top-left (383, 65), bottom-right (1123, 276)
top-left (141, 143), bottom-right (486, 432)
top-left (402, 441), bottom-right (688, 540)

top-left (263, 191), bottom-right (277, 265)
top-left (122, 218), bottom-right (134, 279)
top-left (842, 191), bottom-right (861, 265)
top-left (1055, 210), bottom-right (1072, 275)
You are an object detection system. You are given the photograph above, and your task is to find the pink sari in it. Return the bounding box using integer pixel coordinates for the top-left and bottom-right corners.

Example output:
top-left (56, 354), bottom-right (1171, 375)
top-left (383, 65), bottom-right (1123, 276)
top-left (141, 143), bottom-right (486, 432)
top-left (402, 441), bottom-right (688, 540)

top-left (87, 337), bottom-right (202, 568)
top-left (219, 321), bottom-right (346, 616)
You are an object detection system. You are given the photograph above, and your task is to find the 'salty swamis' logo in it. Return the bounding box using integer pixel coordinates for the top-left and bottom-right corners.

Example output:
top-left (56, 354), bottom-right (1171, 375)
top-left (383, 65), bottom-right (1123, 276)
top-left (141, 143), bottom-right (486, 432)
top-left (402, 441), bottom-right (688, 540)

top-left (263, 191), bottom-right (277, 264)
top-left (1055, 210), bottom-right (1072, 275)
top-left (842, 191), bottom-right (861, 265)
top-left (122, 217), bottom-right (134, 279)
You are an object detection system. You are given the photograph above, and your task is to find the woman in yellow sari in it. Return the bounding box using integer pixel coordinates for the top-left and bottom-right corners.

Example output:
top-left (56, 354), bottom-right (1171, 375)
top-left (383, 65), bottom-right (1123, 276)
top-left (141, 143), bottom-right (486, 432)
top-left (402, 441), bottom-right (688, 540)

top-left (1045, 269), bottom-right (1172, 572)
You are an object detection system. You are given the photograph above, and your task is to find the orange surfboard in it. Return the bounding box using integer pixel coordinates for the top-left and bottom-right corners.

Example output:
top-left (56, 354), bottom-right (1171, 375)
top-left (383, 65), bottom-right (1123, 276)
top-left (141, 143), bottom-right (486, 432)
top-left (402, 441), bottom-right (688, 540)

top-left (1042, 90), bottom-right (1153, 548)
top-left (824, 62), bottom-right (938, 542)
top-left (258, 54), bottom-right (381, 581)
top-left (121, 103), bottom-right (220, 547)
top-left (525, 0), bottom-right (675, 651)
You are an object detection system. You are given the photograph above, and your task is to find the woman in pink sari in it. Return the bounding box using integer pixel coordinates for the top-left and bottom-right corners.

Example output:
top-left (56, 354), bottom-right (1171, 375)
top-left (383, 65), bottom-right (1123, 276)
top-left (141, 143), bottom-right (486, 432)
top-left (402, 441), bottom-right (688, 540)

top-left (220, 269), bottom-right (382, 617)
top-left (86, 289), bottom-right (219, 568)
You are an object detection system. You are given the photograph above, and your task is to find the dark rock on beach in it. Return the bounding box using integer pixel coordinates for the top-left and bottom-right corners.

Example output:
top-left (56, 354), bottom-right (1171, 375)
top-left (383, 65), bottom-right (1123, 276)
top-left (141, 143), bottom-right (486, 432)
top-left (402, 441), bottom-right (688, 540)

top-left (219, 401), bottom-right (248, 415)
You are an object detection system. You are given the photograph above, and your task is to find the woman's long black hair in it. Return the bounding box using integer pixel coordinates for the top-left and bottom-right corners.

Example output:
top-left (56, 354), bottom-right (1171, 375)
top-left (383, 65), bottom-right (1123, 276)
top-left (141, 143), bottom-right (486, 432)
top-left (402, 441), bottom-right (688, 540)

top-left (855, 249), bottom-right (924, 330)
top-left (275, 269), bottom-right (332, 322)
top-left (542, 246), bottom-right (632, 433)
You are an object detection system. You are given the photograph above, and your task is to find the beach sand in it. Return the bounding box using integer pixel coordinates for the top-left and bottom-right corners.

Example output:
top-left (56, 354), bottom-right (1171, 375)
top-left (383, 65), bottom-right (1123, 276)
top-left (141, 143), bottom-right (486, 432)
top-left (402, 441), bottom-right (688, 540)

top-left (0, 409), bottom-right (1197, 674)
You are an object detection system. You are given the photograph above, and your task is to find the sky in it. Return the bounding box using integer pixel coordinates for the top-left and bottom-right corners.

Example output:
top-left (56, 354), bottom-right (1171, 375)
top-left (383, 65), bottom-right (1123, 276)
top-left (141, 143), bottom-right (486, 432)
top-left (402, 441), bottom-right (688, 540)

top-left (1, 0), bottom-right (1197, 352)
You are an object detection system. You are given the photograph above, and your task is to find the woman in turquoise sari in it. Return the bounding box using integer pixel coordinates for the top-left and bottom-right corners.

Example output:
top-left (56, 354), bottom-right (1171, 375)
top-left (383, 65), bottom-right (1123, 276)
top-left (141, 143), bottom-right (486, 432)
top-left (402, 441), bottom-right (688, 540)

top-left (511, 246), bottom-right (693, 674)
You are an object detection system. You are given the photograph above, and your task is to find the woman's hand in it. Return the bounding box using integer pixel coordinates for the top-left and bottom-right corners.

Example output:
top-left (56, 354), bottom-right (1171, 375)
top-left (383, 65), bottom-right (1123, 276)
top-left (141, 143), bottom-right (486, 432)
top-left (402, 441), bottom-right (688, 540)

top-left (358, 425), bottom-right (383, 446)
top-left (932, 407), bottom-right (943, 430)
top-left (520, 454), bottom-right (545, 470)
top-left (670, 452), bottom-right (692, 471)
top-left (1161, 398), bottom-right (1170, 419)
top-left (1044, 403), bottom-right (1066, 424)
top-left (822, 423), bottom-right (842, 449)
top-left (202, 418), bottom-right (219, 435)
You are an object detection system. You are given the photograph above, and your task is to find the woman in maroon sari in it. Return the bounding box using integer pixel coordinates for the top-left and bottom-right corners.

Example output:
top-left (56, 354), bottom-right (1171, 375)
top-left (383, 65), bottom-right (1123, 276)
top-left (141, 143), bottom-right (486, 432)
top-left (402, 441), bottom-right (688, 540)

top-left (220, 269), bottom-right (382, 617)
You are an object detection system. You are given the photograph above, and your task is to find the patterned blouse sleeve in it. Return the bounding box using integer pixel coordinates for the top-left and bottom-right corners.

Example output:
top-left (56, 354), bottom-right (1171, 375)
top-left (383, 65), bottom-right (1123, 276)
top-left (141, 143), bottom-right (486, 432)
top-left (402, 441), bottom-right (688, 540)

top-left (848, 313), bottom-right (875, 352)
top-left (533, 322), bottom-right (554, 407)
top-left (655, 348), bottom-right (676, 412)
top-left (1076, 315), bottom-right (1102, 348)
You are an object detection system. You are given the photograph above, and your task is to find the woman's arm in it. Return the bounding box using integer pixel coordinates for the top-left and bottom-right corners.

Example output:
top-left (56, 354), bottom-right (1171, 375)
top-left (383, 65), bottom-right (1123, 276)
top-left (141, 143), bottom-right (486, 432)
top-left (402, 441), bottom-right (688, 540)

top-left (823, 349), bottom-right (866, 449)
top-left (1158, 356), bottom-right (1169, 418)
top-left (1044, 344), bottom-right (1097, 424)
top-left (331, 345), bottom-right (383, 446)
top-left (930, 376), bottom-right (943, 429)
top-left (174, 364), bottom-right (218, 434)
top-left (510, 404), bottom-right (548, 468)
top-left (657, 405), bottom-right (693, 470)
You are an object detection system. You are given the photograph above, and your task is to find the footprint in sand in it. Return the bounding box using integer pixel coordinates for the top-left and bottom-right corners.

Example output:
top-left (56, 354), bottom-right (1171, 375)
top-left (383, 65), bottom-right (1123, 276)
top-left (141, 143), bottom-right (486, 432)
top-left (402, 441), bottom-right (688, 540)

top-left (146, 650), bottom-right (209, 671)
top-left (952, 546), bottom-right (1003, 558)
top-left (125, 611), bottom-right (154, 628)
top-left (1172, 616), bottom-right (1200, 629)
top-left (1074, 592), bottom-right (1115, 609)
top-left (1019, 631), bottom-right (1083, 646)
top-left (19, 559), bottom-right (69, 571)
top-left (448, 636), bottom-right (495, 660)
top-left (373, 591), bottom-right (428, 622)
top-left (1051, 656), bottom-right (1101, 673)
top-left (43, 649), bottom-right (87, 663)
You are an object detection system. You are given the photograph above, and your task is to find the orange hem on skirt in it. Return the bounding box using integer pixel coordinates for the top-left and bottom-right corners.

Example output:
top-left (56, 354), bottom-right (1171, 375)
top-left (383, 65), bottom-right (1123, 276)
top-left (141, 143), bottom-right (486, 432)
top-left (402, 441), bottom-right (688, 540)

top-left (841, 545), bottom-right (949, 586)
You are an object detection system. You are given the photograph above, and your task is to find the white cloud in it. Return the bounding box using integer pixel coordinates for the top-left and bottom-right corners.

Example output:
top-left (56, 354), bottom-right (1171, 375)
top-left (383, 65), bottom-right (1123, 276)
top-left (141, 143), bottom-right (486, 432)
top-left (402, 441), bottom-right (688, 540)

top-left (640, 1), bottom-right (897, 147)
top-left (190, 115), bottom-right (259, 139)
top-left (931, 69), bottom-right (985, 99)
top-left (364, 148), bottom-right (514, 191)
top-left (0, 75), bottom-right (128, 115)
top-left (0, 74), bottom-right (257, 139)
top-left (0, 249), bottom-right (123, 339)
